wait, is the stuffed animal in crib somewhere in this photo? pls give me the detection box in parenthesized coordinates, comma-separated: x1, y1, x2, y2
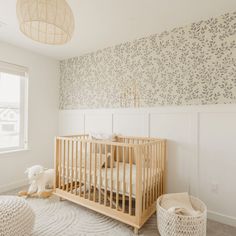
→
(18, 165, 54, 198)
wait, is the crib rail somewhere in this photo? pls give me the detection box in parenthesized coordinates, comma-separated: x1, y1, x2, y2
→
(54, 135, 166, 230)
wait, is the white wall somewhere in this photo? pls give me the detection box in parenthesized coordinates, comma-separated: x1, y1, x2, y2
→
(0, 42, 59, 192)
(59, 104, 236, 227)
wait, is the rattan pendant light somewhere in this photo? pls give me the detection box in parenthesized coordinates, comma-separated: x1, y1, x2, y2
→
(16, 0, 75, 45)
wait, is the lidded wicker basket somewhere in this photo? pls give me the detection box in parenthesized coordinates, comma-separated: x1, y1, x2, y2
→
(157, 195, 207, 236)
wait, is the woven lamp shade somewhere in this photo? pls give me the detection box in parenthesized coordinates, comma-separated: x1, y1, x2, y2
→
(16, 0, 75, 45)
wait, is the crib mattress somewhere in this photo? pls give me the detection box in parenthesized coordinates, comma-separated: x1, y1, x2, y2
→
(60, 162, 161, 197)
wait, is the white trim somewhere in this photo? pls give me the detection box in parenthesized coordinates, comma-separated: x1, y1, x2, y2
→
(0, 68, 28, 153)
(0, 178, 28, 194)
(22, 73, 29, 149)
(0, 147, 29, 156)
(208, 210, 236, 227)
(0, 60, 28, 77)
(59, 104, 236, 114)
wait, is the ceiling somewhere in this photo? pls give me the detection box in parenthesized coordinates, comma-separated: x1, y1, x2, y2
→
(0, 0, 235, 60)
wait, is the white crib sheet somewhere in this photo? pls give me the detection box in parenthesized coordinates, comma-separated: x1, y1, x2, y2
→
(60, 162, 162, 198)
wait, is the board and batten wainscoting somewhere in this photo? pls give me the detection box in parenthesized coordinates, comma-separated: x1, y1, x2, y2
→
(59, 104, 236, 227)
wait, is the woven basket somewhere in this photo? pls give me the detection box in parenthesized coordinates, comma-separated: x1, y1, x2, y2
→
(157, 195, 207, 236)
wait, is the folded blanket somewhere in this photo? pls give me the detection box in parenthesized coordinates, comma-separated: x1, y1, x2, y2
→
(161, 192, 201, 216)
(89, 133, 117, 142)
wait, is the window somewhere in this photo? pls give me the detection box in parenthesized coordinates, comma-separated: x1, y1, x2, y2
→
(0, 61, 28, 152)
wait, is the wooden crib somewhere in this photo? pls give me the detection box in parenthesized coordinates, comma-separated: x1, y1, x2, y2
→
(54, 134, 166, 233)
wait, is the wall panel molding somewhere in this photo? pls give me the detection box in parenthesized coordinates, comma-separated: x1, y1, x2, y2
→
(59, 104, 236, 226)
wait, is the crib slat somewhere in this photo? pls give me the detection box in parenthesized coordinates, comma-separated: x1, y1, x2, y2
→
(110, 145, 114, 208)
(150, 145, 154, 205)
(94, 143, 97, 202)
(157, 143, 159, 199)
(163, 141, 166, 194)
(146, 145, 149, 208)
(63, 140, 66, 190)
(160, 142, 163, 195)
(164, 141, 167, 193)
(155, 143, 158, 200)
(148, 145, 151, 205)
(157, 143, 160, 198)
(84, 142, 87, 198)
(104, 145, 108, 206)
(89, 142, 92, 200)
(122, 146, 126, 213)
(149, 145, 152, 206)
(99, 144, 102, 204)
(58, 139, 61, 189)
(135, 146, 142, 221)
(148, 144, 150, 205)
(158, 142, 161, 197)
(155, 144, 157, 199)
(71, 141, 74, 193)
(79, 142, 82, 197)
(149, 144, 151, 206)
(143, 139, 146, 204)
(153, 144, 156, 200)
(143, 145, 146, 211)
(75, 140, 78, 195)
(151, 144, 154, 201)
(116, 146, 119, 210)
(129, 147, 132, 215)
(162, 141, 166, 194)
(151, 145, 154, 203)
(66, 140, 70, 192)
(54, 138, 59, 189)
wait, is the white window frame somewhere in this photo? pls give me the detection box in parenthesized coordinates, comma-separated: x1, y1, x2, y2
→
(0, 61, 28, 153)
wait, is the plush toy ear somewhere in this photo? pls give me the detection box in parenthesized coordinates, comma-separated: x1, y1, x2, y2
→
(24, 168, 29, 174)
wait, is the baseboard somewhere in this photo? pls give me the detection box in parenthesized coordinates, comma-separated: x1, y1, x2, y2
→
(208, 210, 236, 227)
(0, 179, 28, 194)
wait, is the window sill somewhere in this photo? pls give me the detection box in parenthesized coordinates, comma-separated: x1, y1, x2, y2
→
(0, 147, 29, 155)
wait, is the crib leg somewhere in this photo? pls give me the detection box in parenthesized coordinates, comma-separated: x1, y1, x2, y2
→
(134, 227, 139, 235)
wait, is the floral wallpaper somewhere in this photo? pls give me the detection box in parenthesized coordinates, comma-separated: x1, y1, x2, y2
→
(60, 12, 236, 109)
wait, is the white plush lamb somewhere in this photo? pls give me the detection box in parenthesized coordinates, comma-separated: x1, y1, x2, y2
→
(19, 165, 54, 198)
